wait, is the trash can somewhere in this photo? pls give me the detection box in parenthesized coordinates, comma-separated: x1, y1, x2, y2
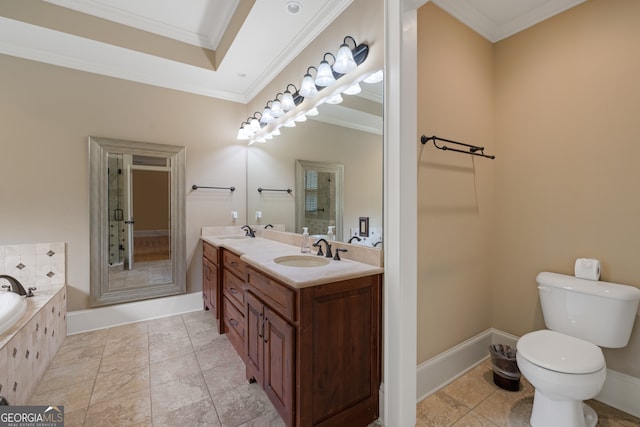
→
(488, 344, 520, 391)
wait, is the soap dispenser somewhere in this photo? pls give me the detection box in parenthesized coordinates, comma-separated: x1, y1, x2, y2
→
(327, 226, 335, 241)
(301, 227, 311, 253)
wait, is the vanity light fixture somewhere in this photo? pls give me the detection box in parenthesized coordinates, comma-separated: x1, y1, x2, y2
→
(248, 112, 262, 132)
(271, 94, 284, 118)
(237, 34, 371, 143)
(236, 122, 250, 140)
(363, 69, 383, 84)
(300, 66, 319, 97)
(333, 36, 358, 74)
(315, 53, 337, 87)
(343, 82, 362, 95)
(326, 93, 343, 105)
(281, 84, 302, 111)
(260, 101, 275, 124)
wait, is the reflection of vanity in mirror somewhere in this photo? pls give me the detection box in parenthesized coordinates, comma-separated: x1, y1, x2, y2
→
(247, 75, 383, 246)
(89, 137, 186, 306)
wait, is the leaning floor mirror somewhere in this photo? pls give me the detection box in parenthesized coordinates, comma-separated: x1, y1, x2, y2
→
(89, 136, 186, 307)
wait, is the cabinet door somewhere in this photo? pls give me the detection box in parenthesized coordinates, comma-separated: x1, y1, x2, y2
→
(244, 292, 264, 384)
(202, 257, 218, 316)
(202, 258, 211, 310)
(263, 306, 295, 426)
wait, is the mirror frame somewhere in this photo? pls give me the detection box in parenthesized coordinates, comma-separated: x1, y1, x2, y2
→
(295, 160, 344, 240)
(89, 136, 186, 307)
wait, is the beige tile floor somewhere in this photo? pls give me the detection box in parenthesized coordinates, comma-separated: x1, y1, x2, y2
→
(29, 310, 639, 426)
(416, 358, 640, 426)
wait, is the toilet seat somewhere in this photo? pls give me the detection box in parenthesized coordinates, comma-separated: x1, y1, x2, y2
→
(517, 330, 604, 374)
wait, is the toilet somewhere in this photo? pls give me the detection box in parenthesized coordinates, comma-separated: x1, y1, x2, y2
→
(516, 272, 640, 427)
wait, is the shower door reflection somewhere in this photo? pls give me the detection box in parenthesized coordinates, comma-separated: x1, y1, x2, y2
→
(90, 137, 185, 307)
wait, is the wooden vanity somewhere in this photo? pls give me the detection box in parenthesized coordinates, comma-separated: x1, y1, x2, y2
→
(202, 236, 382, 427)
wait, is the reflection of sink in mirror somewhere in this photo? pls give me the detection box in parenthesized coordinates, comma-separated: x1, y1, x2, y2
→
(274, 255, 331, 268)
(217, 235, 250, 240)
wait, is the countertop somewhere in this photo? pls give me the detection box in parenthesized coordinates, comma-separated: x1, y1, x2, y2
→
(202, 235, 383, 289)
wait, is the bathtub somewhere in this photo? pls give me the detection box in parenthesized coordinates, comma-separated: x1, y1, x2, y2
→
(0, 291, 27, 336)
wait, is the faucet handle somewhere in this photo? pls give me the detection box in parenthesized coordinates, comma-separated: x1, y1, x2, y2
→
(333, 248, 347, 261)
(313, 242, 324, 256)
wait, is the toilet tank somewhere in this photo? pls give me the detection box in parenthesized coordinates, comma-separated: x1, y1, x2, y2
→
(536, 272, 640, 348)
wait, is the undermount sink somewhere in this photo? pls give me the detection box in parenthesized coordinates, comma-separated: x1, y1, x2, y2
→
(217, 235, 249, 240)
(273, 255, 330, 268)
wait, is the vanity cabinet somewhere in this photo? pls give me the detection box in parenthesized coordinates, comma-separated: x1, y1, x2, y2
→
(245, 266, 382, 427)
(245, 281, 296, 426)
(202, 242, 219, 324)
(221, 249, 247, 359)
(202, 239, 382, 427)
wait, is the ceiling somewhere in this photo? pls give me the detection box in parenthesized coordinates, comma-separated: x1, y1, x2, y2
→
(0, 0, 586, 105)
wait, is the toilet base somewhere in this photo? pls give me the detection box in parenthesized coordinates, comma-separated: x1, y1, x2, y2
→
(530, 390, 598, 427)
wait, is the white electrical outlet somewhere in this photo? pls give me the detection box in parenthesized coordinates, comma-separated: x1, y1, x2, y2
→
(231, 211, 238, 221)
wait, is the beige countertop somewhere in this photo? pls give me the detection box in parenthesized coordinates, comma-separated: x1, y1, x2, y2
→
(202, 234, 383, 289)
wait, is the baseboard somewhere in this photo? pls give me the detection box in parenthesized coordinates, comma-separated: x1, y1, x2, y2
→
(415, 328, 640, 419)
(67, 292, 202, 335)
(596, 369, 640, 418)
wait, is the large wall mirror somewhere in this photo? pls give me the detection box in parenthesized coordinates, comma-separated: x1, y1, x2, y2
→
(89, 137, 186, 307)
(247, 77, 383, 246)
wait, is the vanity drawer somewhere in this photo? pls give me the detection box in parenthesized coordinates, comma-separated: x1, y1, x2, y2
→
(203, 242, 218, 264)
(247, 267, 296, 322)
(223, 296, 245, 358)
(223, 250, 245, 279)
(223, 269, 245, 312)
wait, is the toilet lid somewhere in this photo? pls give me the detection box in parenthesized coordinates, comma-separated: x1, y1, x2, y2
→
(517, 330, 605, 374)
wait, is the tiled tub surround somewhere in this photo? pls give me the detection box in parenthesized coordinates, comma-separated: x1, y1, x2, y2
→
(0, 242, 67, 405)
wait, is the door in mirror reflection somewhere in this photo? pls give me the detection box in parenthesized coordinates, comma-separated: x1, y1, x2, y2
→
(296, 160, 344, 241)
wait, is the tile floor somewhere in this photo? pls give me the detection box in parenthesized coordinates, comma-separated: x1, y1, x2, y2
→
(416, 358, 640, 426)
(28, 310, 639, 426)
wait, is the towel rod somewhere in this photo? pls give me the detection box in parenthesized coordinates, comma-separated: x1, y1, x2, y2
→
(420, 135, 495, 159)
(258, 187, 292, 193)
(192, 185, 236, 191)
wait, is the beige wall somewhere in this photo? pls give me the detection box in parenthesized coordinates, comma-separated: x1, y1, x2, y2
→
(0, 55, 248, 311)
(417, 3, 495, 363)
(492, 0, 640, 377)
(418, 0, 640, 377)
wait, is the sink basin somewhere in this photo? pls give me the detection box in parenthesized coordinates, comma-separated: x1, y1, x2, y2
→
(217, 235, 249, 240)
(273, 255, 330, 268)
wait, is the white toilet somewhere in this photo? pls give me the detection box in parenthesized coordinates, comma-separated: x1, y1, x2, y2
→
(516, 272, 640, 427)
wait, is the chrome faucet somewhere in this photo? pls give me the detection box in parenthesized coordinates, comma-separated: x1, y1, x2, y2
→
(0, 275, 35, 297)
(313, 238, 332, 258)
(241, 225, 256, 237)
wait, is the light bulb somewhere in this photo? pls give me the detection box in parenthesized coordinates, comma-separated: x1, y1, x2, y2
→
(271, 100, 283, 117)
(326, 93, 343, 104)
(281, 91, 295, 111)
(343, 82, 361, 95)
(249, 117, 261, 132)
(363, 69, 383, 84)
(333, 43, 357, 74)
(315, 60, 336, 87)
(300, 73, 318, 97)
(261, 107, 274, 123)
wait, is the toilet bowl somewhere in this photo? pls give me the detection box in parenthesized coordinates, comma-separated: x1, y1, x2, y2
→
(517, 272, 640, 427)
(517, 330, 606, 427)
